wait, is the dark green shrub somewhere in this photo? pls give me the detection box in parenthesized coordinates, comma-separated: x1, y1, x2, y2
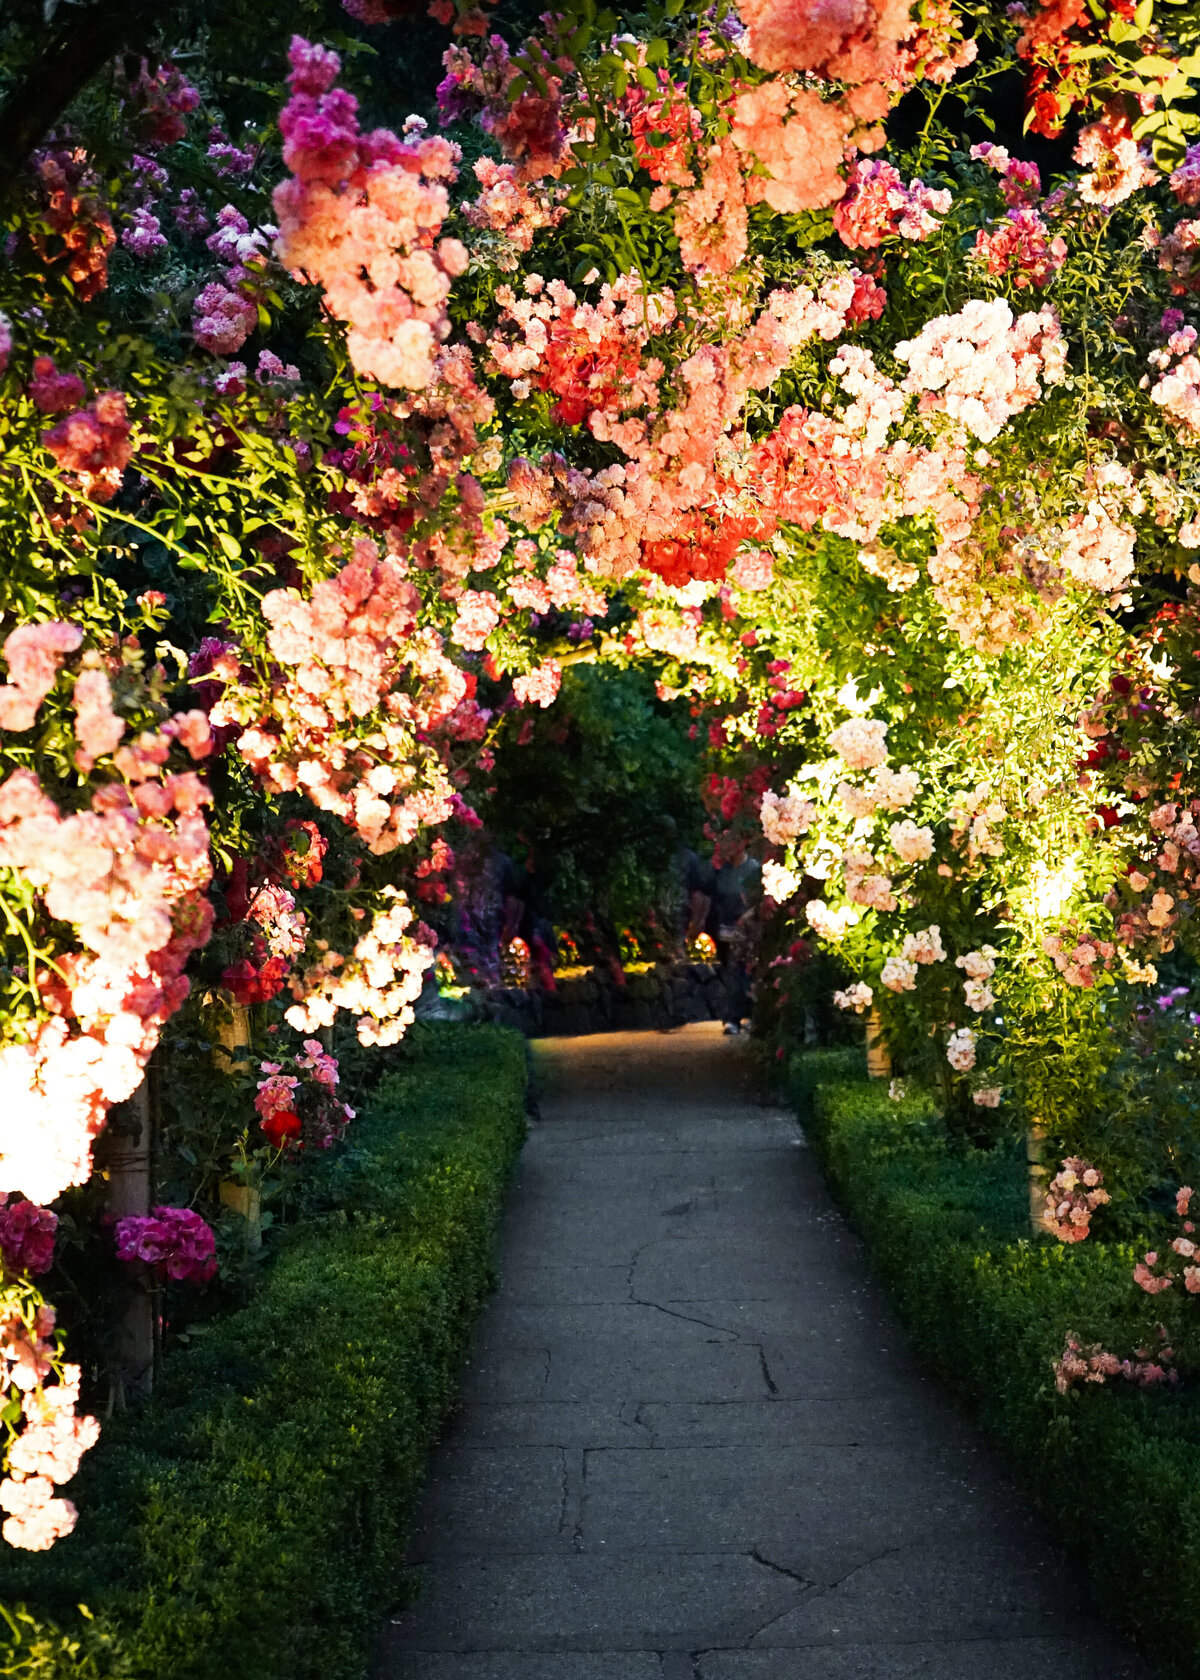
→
(793, 1058, 1200, 1679)
(0, 1025, 528, 1680)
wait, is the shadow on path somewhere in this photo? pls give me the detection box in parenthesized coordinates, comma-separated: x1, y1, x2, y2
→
(376, 1024, 1151, 1680)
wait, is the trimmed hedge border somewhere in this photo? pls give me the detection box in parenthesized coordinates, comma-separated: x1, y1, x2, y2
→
(0, 1023, 529, 1680)
(792, 1049, 1200, 1680)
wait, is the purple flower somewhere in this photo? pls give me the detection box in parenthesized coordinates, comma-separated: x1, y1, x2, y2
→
(114, 1206, 217, 1284)
(121, 208, 168, 258)
(207, 137, 256, 180)
(172, 188, 210, 234)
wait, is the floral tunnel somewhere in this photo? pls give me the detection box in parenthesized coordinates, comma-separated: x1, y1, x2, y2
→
(1, 0, 1200, 1556)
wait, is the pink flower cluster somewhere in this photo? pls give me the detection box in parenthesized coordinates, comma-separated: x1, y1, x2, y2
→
(1073, 118, 1155, 208)
(833, 159, 951, 250)
(844, 849, 898, 911)
(29, 357, 86, 415)
(973, 206, 1066, 288)
(192, 206, 275, 355)
(889, 818, 934, 863)
(0, 1200, 57, 1277)
(126, 59, 199, 148)
(730, 85, 854, 219)
(452, 589, 502, 651)
(41, 391, 133, 503)
(121, 207, 168, 259)
(760, 789, 814, 845)
(221, 539, 462, 855)
(749, 341, 982, 580)
(487, 271, 672, 429)
(888, 0, 976, 88)
(1131, 1187, 1200, 1297)
(193, 278, 258, 356)
(512, 660, 562, 708)
(732, 0, 912, 82)
(969, 145, 1042, 207)
(1043, 1156, 1110, 1242)
(0, 621, 82, 733)
(273, 37, 467, 389)
(501, 271, 898, 588)
(828, 716, 889, 769)
(114, 1206, 217, 1283)
(1110, 799, 1200, 956)
(946, 1026, 976, 1070)
(1053, 1331, 1177, 1395)
(0, 709, 214, 1205)
(1170, 145, 1200, 207)
(947, 785, 1007, 861)
(1042, 927, 1114, 989)
(254, 1039, 353, 1149)
(833, 980, 874, 1012)
(464, 157, 566, 255)
(247, 882, 308, 959)
(285, 890, 436, 1046)
(1157, 217, 1200, 297)
(880, 955, 916, 991)
(1149, 325, 1200, 432)
(901, 926, 946, 964)
(894, 298, 1067, 443)
(1, 1302, 99, 1551)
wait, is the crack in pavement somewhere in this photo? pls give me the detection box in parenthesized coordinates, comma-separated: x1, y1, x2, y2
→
(625, 1233, 677, 1302)
(749, 1546, 816, 1590)
(629, 1298, 740, 1341)
(757, 1345, 779, 1395)
(742, 1547, 819, 1646)
(556, 1446, 569, 1537)
(572, 1448, 588, 1552)
(743, 1543, 911, 1648)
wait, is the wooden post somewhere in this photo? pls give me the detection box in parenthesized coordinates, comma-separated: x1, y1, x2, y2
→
(213, 998, 261, 1250)
(211, 994, 252, 1072)
(1028, 1120, 1051, 1237)
(103, 1075, 155, 1402)
(865, 1006, 892, 1080)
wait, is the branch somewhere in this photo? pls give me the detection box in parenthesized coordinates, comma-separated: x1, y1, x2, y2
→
(0, 0, 174, 198)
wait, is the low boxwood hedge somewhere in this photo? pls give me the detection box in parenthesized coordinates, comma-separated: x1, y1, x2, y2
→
(792, 1049, 1200, 1680)
(0, 1023, 528, 1680)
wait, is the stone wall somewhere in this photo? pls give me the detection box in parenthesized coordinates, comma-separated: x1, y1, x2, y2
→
(470, 961, 734, 1037)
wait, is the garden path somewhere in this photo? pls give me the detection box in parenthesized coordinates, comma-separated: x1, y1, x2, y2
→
(376, 1023, 1150, 1680)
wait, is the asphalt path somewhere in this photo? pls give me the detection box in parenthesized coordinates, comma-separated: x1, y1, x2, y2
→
(377, 1023, 1150, 1680)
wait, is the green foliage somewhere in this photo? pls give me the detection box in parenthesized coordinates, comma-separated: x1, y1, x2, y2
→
(793, 1055, 1200, 1678)
(484, 662, 704, 928)
(0, 1024, 528, 1680)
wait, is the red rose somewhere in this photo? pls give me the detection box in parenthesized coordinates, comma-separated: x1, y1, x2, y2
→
(261, 1109, 302, 1148)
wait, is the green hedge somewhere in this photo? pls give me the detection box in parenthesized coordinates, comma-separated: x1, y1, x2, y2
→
(0, 1023, 529, 1680)
(792, 1049, 1200, 1680)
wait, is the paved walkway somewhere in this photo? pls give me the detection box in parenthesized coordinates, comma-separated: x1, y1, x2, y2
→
(378, 1025, 1150, 1680)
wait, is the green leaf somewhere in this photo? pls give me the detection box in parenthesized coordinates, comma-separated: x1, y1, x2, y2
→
(217, 532, 242, 561)
(1133, 53, 1181, 74)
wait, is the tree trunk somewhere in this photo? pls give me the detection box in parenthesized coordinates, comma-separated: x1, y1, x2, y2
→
(0, 0, 181, 198)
